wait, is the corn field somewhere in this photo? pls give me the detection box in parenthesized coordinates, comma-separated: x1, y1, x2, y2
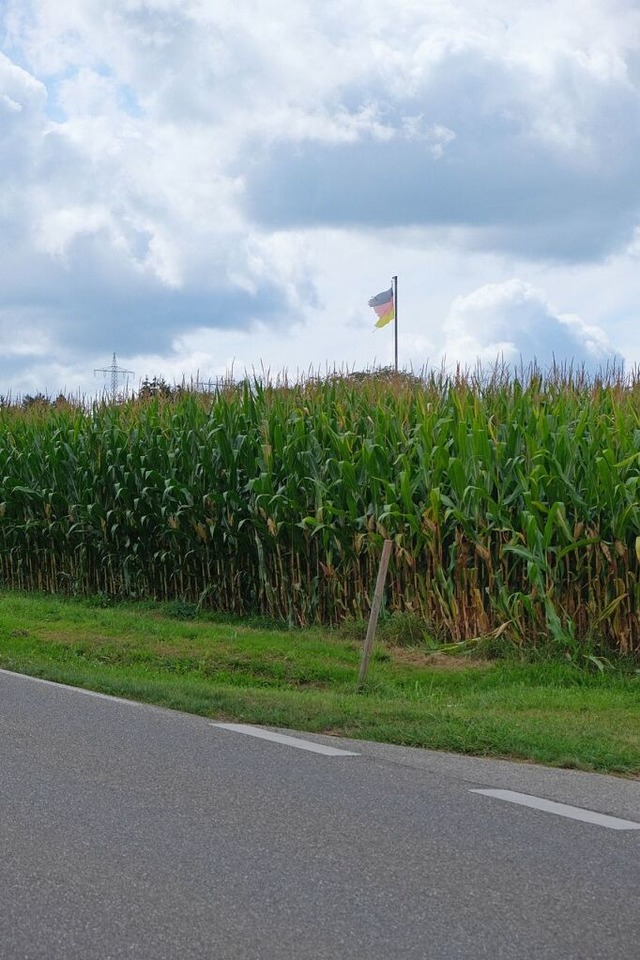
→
(0, 368, 639, 655)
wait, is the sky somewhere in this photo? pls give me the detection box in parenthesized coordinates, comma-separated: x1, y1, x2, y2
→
(1, 0, 639, 399)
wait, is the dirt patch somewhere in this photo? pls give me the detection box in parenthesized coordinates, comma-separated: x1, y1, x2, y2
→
(386, 648, 491, 670)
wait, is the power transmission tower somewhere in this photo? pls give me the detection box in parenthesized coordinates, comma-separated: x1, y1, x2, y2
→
(94, 353, 134, 403)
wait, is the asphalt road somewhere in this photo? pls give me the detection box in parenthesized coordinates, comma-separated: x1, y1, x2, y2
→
(1, 668, 639, 959)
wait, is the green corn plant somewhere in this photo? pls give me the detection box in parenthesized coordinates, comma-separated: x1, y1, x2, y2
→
(0, 366, 638, 655)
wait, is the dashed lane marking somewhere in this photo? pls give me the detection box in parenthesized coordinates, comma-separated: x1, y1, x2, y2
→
(471, 788, 640, 830)
(211, 722, 360, 756)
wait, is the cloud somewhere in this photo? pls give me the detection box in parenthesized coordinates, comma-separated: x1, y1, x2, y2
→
(243, 39, 640, 261)
(0, 0, 639, 395)
(5, 2, 640, 274)
(0, 43, 310, 362)
(440, 279, 621, 372)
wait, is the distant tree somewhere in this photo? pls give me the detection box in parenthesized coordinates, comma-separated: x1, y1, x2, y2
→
(21, 392, 51, 409)
(138, 376, 174, 400)
(338, 367, 423, 387)
(53, 393, 80, 410)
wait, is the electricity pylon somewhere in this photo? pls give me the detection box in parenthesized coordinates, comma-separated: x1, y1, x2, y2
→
(94, 353, 134, 403)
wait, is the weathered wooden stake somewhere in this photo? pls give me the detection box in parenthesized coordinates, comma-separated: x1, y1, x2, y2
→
(357, 538, 393, 689)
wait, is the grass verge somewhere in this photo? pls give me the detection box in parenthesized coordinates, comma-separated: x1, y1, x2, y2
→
(0, 591, 638, 776)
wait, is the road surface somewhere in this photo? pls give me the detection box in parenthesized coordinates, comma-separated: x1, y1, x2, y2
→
(1, 668, 639, 959)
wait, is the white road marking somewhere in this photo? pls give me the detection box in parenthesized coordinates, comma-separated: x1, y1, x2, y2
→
(472, 788, 640, 830)
(212, 722, 360, 756)
(0, 668, 146, 707)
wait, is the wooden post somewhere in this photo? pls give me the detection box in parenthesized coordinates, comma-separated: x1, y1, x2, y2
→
(357, 539, 393, 689)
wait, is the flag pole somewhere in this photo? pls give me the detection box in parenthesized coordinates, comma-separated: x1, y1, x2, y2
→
(392, 275, 398, 372)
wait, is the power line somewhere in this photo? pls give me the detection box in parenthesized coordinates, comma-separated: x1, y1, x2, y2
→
(194, 377, 226, 392)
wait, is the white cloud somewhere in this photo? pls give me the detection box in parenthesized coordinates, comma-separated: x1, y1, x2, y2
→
(441, 279, 620, 372)
(0, 0, 639, 395)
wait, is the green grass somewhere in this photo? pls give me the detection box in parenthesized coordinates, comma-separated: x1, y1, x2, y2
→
(0, 590, 639, 776)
